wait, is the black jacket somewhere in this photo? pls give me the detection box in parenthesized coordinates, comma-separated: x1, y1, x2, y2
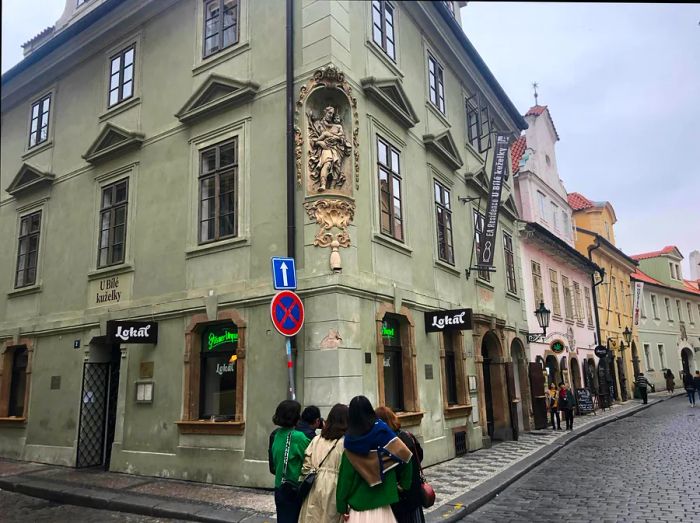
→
(295, 420, 317, 441)
(693, 375, 700, 391)
(683, 373, 695, 389)
(392, 430, 424, 516)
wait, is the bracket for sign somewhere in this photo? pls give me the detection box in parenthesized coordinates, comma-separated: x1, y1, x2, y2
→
(465, 265, 497, 281)
(458, 196, 480, 204)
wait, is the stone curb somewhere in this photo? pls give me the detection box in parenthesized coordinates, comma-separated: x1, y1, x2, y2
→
(0, 474, 273, 523)
(425, 393, 682, 523)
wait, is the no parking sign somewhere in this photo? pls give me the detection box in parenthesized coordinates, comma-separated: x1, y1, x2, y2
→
(270, 290, 304, 337)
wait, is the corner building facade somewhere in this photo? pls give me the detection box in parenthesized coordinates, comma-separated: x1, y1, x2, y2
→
(0, 0, 529, 487)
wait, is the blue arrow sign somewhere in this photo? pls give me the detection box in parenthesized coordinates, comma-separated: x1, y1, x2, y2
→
(271, 257, 297, 290)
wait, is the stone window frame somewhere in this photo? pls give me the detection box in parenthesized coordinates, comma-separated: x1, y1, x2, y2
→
(531, 260, 543, 306)
(377, 134, 404, 242)
(177, 309, 246, 435)
(193, 0, 249, 76)
(0, 338, 34, 425)
(439, 330, 470, 418)
(427, 53, 446, 115)
(202, 0, 241, 59)
(502, 231, 517, 295)
(14, 209, 42, 289)
(107, 45, 136, 109)
(371, 0, 397, 62)
(99, 32, 142, 121)
(434, 179, 454, 265)
(97, 178, 129, 269)
(27, 93, 51, 149)
(375, 303, 422, 427)
(650, 293, 659, 319)
(198, 138, 239, 245)
(549, 268, 562, 319)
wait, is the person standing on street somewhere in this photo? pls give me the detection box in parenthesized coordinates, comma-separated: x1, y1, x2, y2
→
(635, 372, 650, 404)
(558, 382, 576, 430)
(297, 405, 324, 440)
(664, 368, 675, 394)
(299, 403, 348, 523)
(694, 371, 700, 404)
(270, 400, 311, 523)
(547, 383, 561, 430)
(376, 406, 425, 523)
(682, 371, 696, 407)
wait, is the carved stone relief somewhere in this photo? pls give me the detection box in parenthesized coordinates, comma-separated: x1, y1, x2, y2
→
(304, 199, 355, 272)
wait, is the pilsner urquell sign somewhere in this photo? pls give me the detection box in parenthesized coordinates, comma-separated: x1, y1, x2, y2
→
(477, 132, 511, 268)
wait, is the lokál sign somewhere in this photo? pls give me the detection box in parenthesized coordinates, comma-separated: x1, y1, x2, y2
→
(107, 320, 158, 344)
(477, 132, 511, 268)
(424, 308, 473, 333)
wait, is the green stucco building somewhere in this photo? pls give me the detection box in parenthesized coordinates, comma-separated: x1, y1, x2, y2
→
(1, 0, 531, 487)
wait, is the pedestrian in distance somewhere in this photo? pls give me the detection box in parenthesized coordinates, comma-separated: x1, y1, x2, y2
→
(635, 372, 650, 405)
(664, 368, 675, 394)
(297, 405, 324, 440)
(299, 403, 349, 523)
(547, 383, 561, 430)
(558, 382, 576, 430)
(682, 371, 696, 407)
(336, 395, 413, 523)
(270, 400, 311, 523)
(376, 406, 426, 523)
(694, 371, 700, 404)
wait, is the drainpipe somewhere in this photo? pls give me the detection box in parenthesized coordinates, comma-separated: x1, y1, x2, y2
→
(286, 0, 295, 259)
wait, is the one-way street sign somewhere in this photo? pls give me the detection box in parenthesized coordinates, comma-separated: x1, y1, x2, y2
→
(271, 257, 297, 290)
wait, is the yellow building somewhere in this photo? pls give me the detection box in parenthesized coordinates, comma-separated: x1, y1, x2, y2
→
(568, 192, 638, 401)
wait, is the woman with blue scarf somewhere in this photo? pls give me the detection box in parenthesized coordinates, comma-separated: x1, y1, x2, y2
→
(336, 396, 413, 522)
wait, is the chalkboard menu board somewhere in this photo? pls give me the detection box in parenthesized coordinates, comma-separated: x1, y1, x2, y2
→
(576, 388, 594, 413)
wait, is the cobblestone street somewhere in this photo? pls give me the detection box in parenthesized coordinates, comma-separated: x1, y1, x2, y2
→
(462, 396, 699, 522)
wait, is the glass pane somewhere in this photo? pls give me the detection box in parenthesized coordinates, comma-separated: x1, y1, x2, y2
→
(17, 253, 27, 271)
(390, 150, 399, 172)
(378, 140, 387, 165)
(385, 6, 393, 25)
(123, 65, 133, 83)
(373, 25, 382, 45)
(386, 41, 395, 60)
(220, 143, 235, 166)
(20, 219, 29, 236)
(28, 236, 39, 254)
(372, 7, 382, 28)
(124, 48, 134, 66)
(205, 36, 218, 55)
(110, 73, 120, 90)
(429, 59, 435, 73)
(26, 267, 36, 284)
(383, 349, 403, 411)
(111, 56, 121, 74)
(40, 126, 48, 142)
(392, 177, 401, 199)
(223, 27, 235, 48)
(220, 213, 234, 237)
(15, 269, 25, 288)
(30, 213, 41, 231)
(200, 218, 215, 241)
(205, 18, 219, 38)
(200, 176, 215, 200)
(114, 206, 126, 226)
(109, 89, 119, 107)
(98, 248, 108, 267)
(386, 24, 394, 41)
(201, 149, 217, 173)
(116, 181, 128, 202)
(112, 243, 123, 263)
(122, 81, 133, 99)
(435, 184, 441, 202)
(220, 171, 235, 194)
(223, 1, 236, 27)
(113, 224, 125, 245)
(200, 352, 237, 418)
(30, 119, 38, 133)
(32, 104, 40, 118)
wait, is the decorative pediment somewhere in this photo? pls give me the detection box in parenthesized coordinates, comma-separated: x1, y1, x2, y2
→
(6, 163, 55, 196)
(500, 194, 520, 220)
(360, 76, 419, 128)
(423, 130, 463, 170)
(176, 74, 259, 124)
(83, 123, 144, 164)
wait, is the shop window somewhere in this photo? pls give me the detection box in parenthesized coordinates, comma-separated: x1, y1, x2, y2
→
(203, 0, 240, 58)
(376, 311, 419, 417)
(179, 312, 246, 434)
(441, 331, 467, 410)
(1, 344, 32, 420)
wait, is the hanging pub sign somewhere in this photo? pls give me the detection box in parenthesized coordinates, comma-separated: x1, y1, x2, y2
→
(107, 320, 158, 344)
(594, 345, 609, 358)
(424, 308, 473, 333)
(477, 132, 511, 268)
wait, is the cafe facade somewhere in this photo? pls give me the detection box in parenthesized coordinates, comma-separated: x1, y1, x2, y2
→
(1, 0, 530, 487)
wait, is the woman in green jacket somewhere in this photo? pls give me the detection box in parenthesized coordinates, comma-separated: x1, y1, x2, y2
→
(336, 396, 413, 522)
(270, 400, 310, 523)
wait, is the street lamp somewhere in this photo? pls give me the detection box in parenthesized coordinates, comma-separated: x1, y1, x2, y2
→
(623, 326, 632, 346)
(528, 301, 551, 343)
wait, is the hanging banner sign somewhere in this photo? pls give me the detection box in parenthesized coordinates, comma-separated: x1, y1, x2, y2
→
(106, 320, 158, 344)
(477, 132, 511, 267)
(424, 308, 473, 333)
(633, 281, 644, 326)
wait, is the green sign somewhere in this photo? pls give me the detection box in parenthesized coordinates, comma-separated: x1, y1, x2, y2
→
(381, 326, 395, 337)
(205, 327, 238, 352)
(551, 340, 565, 354)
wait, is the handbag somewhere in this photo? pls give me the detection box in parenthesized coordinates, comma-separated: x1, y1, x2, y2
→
(280, 432, 298, 495)
(409, 433, 435, 509)
(298, 439, 339, 501)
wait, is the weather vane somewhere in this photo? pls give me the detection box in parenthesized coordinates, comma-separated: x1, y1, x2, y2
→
(532, 82, 539, 105)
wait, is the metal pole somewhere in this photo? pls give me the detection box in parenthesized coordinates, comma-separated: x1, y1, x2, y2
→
(286, 337, 296, 400)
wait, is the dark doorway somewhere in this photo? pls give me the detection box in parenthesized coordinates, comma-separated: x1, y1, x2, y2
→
(529, 361, 548, 429)
(617, 357, 628, 401)
(608, 353, 618, 401)
(570, 358, 582, 389)
(631, 343, 640, 378)
(681, 348, 692, 376)
(77, 344, 121, 469)
(545, 355, 560, 387)
(482, 344, 494, 439)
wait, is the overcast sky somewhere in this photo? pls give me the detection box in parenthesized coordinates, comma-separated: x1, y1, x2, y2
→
(462, 2, 700, 274)
(2, 2, 699, 273)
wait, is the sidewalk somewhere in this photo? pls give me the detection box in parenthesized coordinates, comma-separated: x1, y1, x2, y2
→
(0, 392, 679, 523)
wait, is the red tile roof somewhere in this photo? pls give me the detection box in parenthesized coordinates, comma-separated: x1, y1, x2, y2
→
(631, 270, 663, 286)
(525, 105, 547, 117)
(567, 192, 595, 211)
(630, 246, 679, 260)
(510, 135, 526, 173)
(683, 279, 700, 294)
(632, 271, 700, 296)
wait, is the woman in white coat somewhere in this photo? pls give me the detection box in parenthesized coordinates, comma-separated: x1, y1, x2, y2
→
(299, 403, 348, 523)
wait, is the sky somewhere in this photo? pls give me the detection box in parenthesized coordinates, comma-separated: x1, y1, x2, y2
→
(462, 2, 700, 275)
(2, 1, 699, 273)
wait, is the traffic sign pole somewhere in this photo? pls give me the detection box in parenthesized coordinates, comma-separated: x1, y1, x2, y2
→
(286, 337, 296, 400)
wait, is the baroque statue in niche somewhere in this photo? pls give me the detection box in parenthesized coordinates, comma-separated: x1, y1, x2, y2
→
(307, 106, 351, 191)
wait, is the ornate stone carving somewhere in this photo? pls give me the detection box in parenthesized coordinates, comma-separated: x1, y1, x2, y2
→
(307, 106, 351, 191)
(304, 198, 355, 272)
(295, 65, 360, 192)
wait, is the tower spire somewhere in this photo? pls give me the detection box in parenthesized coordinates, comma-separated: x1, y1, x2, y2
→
(532, 82, 539, 105)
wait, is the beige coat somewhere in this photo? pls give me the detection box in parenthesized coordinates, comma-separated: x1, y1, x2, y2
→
(299, 435, 344, 523)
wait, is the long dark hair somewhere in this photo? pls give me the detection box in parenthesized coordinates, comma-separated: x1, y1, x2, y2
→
(321, 403, 349, 440)
(347, 395, 376, 436)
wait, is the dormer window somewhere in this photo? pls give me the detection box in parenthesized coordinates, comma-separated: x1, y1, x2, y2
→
(545, 154, 551, 166)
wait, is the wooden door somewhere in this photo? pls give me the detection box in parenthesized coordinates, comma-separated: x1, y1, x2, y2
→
(529, 362, 547, 430)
